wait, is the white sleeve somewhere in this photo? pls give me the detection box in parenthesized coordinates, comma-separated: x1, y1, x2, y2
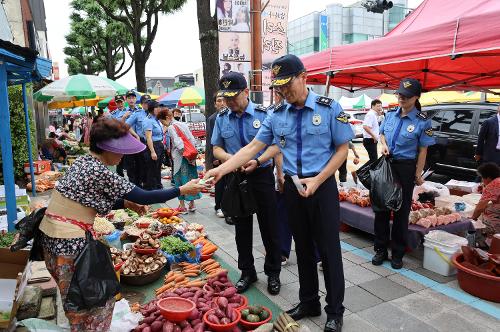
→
(363, 112, 375, 128)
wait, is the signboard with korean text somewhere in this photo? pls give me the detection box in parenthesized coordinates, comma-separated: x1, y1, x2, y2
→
(319, 15, 329, 51)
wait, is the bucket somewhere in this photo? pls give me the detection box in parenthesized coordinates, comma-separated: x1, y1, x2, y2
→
(423, 230, 468, 276)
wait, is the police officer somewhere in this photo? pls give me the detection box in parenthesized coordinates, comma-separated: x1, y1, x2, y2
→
(211, 72, 282, 295)
(373, 78, 435, 269)
(142, 100, 165, 190)
(206, 55, 352, 332)
(109, 94, 128, 176)
(125, 92, 148, 187)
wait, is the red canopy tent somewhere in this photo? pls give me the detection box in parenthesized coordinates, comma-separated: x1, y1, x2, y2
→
(302, 0, 500, 92)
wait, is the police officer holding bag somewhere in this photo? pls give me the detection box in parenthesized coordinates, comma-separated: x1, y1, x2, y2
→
(373, 78, 435, 269)
(211, 72, 282, 295)
(206, 55, 352, 332)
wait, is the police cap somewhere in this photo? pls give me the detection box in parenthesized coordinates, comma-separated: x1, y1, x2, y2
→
(218, 72, 247, 97)
(126, 90, 136, 98)
(140, 94, 151, 104)
(270, 54, 305, 87)
(115, 95, 125, 102)
(147, 100, 159, 110)
(396, 78, 422, 98)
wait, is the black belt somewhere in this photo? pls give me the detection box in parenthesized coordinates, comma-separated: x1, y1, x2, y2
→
(391, 158, 416, 165)
(284, 173, 318, 180)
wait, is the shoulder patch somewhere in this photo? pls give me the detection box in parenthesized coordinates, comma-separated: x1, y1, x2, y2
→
(336, 111, 349, 124)
(425, 128, 433, 137)
(254, 104, 267, 113)
(417, 112, 428, 120)
(316, 96, 334, 107)
(273, 100, 286, 113)
(388, 107, 398, 112)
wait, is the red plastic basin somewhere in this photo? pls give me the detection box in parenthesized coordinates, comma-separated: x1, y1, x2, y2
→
(238, 306, 273, 330)
(203, 308, 241, 331)
(452, 253, 500, 303)
(157, 297, 196, 322)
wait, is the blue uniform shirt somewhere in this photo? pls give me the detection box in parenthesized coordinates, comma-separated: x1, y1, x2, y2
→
(109, 108, 127, 121)
(211, 100, 271, 167)
(142, 115, 164, 142)
(380, 107, 436, 160)
(126, 107, 147, 139)
(255, 90, 354, 177)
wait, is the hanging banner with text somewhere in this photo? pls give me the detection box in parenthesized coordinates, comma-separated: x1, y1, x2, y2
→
(217, 0, 252, 84)
(319, 15, 329, 51)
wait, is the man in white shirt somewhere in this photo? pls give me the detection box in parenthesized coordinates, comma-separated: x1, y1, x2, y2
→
(362, 99, 383, 163)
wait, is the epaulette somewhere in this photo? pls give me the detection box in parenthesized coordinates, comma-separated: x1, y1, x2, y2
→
(417, 112, 428, 120)
(217, 107, 229, 116)
(254, 105, 267, 113)
(388, 107, 398, 112)
(273, 100, 286, 112)
(316, 96, 334, 107)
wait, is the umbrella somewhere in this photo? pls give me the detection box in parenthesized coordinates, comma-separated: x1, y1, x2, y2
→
(48, 98, 100, 110)
(158, 87, 205, 107)
(70, 107, 90, 116)
(34, 74, 128, 102)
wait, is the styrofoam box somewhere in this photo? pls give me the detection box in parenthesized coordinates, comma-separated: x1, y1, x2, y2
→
(423, 230, 468, 276)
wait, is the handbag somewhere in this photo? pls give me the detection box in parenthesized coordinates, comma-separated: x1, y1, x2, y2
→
(173, 125, 198, 161)
(221, 172, 258, 219)
(65, 231, 120, 312)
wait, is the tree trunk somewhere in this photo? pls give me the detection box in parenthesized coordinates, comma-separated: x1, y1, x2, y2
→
(134, 51, 147, 91)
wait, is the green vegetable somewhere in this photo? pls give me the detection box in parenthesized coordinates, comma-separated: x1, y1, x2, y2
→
(0, 231, 17, 248)
(125, 208, 139, 219)
(240, 308, 250, 318)
(245, 314, 261, 323)
(159, 236, 194, 255)
(259, 309, 270, 321)
(249, 306, 263, 315)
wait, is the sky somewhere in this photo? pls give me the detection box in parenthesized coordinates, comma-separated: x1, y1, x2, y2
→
(44, 0, 422, 89)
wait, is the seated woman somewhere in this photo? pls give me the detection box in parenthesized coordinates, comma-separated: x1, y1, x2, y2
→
(38, 118, 205, 331)
(472, 162, 500, 245)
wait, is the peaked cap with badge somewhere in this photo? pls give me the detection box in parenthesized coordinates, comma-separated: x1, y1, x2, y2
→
(270, 54, 305, 87)
(218, 72, 247, 97)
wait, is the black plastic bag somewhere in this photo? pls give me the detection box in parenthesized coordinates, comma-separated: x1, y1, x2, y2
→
(221, 172, 258, 219)
(356, 160, 375, 189)
(10, 207, 47, 261)
(369, 156, 402, 212)
(65, 231, 120, 312)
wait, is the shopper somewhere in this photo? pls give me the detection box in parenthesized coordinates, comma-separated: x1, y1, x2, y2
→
(205, 55, 353, 331)
(338, 141, 360, 186)
(211, 72, 282, 295)
(38, 118, 204, 332)
(373, 78, 435, 269)
(474, 103, 500, 166)
(169, 109, 201, 213)
(472, 162, 500, 241)
(124, 91, 147, 186)
(142, 100, 165, 190)
(362, 99, 383, 163)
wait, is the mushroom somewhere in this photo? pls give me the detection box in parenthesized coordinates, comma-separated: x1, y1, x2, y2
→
(130, 265, 137, 273)
(115, 257, 123, 264)
(159, 256, 167, 264)
(152, 263, 160, 271)
(123, 267, 130, 275)
(143, 266, 151, 274)
(145, 257, 153, 264)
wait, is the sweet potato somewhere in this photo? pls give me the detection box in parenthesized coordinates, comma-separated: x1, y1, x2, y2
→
(191, 319, 201, 326)
(179, 321, 190, 328)
(220, 318, 231, 325)
(228, 294, 241, 303)
(193, 323, 204, 332)
(182, 327, 194, 332)
(214, 308, 225, 319)
(141, 316, 156, 325)
(163, 322, 174, 332)
(151, 321, 163, 332)
(188, 308, 199, 320)
(135, 323, 148, 332)
(222, 287, 237, 298)
(228, 309, 238, 322)
(173, 325, 181, 332)
(143, 327, 152, 332)
(180, 292, 194, 298)
(207, 314, 220, 324)
(217, 296, 228, 309)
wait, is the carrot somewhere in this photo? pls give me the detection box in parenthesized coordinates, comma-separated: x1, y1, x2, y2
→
(174, 275, 185, 282)
(193, 237, 206, 245)
(166, 271, 175, 278)
(182, 268, 200, 274)
(201, 258, 215, 266)
(187, 280, 205, 287)
(202, 245, 218, 255)
(184, 272, 199, 277)
(203, 262, 220, 272)
(164, 275, 176, 284)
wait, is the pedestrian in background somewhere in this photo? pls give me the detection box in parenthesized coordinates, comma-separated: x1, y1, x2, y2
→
(373, 78, 435, 269)
(109, 95, 129, 176)
(123, 91, 146, 186)
(143, 100, 165, 190)
(127, 94, 151, 187)
(474, 103, 500, 166)
(362, 99, 383, 163)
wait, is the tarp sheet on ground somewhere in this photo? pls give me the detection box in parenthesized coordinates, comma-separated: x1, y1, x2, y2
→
(301, 0, 500, 92)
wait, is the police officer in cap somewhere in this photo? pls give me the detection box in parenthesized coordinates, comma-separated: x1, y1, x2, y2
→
(373, 78, 435, 269)
(206, 55, 352, 331)
(126, 92, 149, 187)
(110, 94, 128, 176)
(211, 72, 282, 295)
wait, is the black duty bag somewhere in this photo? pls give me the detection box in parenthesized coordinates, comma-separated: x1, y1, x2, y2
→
(10, 207, 47, 261)
(369, 156, 403, 212)
(65, 231, 120, 312)
(221, 172, 258, 219)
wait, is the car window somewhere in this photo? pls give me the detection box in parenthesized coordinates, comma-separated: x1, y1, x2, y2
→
(189, 113, 206, 122)
(429, 109, 444, 132)
(353, 113, 366, 121)
(477, 109, 497, 134)
(439, 109, 473, 135)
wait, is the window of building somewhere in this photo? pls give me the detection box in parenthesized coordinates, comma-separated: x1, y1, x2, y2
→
(343, 33, 369, 44)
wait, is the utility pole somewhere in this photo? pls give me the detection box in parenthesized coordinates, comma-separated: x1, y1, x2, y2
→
(251, 0, 262, 104)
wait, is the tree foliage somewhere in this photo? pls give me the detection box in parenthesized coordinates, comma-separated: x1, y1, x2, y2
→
(95, 0, 187, 91)
(173, 81, 189, 90)
(64, 0, 134, 80)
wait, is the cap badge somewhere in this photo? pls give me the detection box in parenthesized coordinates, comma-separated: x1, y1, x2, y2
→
(253, 119, 261, 129)
(272, 65, 281, 76)
(407, 124, 415, 133)
(403, 81, 412, 88)
(279, 135, 286, 148)
(222, 80, 231, 89)
(425, 128, 433, 136)
(312, 114, 321, 126)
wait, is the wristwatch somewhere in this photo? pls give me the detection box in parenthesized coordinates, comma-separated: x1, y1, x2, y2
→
(254, 158, 261, 167)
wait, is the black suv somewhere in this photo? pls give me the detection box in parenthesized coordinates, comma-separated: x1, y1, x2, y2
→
(423, 102, 498, 183)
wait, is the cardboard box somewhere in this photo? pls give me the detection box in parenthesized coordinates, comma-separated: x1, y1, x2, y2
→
(0, 248, 31, 329)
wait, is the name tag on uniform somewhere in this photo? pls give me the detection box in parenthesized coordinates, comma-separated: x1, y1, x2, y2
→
(253, 119, 261, 129)
(312, 114, 321, 126)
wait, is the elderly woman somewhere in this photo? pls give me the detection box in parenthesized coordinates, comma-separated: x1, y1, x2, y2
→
(169, 108, 201, 213)
(38, 118, 204, 331)
(472, 162, 500, 243)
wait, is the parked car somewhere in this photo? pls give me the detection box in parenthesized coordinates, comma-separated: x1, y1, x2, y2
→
(180, 110, 206, 139)
(344, 110, 368, 139)
(423, 102, 498, 183)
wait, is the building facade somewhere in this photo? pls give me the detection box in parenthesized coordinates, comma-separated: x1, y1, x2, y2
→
(287, 1, 411, 100)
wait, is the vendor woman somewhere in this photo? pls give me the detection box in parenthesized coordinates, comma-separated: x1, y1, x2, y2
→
(472, 162, 500, 242)
(39, 118, 205, 331)
(372, 78, 435, 269)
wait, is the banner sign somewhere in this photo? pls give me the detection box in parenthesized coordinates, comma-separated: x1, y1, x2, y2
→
(319, 15, 328, 51)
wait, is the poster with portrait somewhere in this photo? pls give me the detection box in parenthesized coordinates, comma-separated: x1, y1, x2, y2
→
(261, 0, 290, 104)
(216, 0, 251, 32)
(219, 32, 251, 62)
(220, 61, 251, 83)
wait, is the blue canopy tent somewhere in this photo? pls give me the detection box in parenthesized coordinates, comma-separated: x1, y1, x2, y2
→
(0, 39, 52, 231)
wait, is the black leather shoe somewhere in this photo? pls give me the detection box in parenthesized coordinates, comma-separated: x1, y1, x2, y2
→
(235, 274, 257, 293)
(371, 250, 388, 266)
(391, 256, 403, 269)
(225, 217, 234, 225)
(324, 317, 343, 332)
(286, 303, 321, 321)
(267, 276, 281, 295)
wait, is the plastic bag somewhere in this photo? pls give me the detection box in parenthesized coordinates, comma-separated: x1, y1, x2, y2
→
(10, 207, 47, 261)
(369, 156, 402, 212)
(356, 160, 375, 189)
(65, 231, 120, 312)
(110, 299, 142, 332)
(221, 172, 257, 218)
(160, 233, 201, 264)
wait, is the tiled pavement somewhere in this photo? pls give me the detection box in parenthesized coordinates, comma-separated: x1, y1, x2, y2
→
(165, 187, 500, 332)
